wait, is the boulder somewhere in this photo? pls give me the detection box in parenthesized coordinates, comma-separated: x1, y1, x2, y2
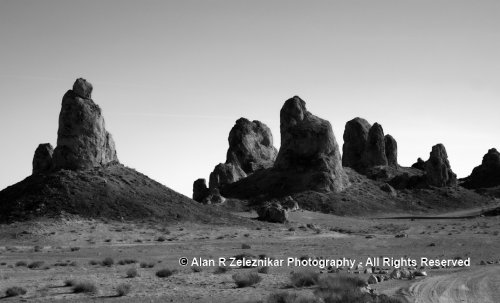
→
(281, 196, 299, 211)
(380, 183, 397, 197)
(193, 178, 209, 202)
(32, 143, 54, 175)
(342, 117, 371, 171)
(400, 269, 412, 279)
(411, 158, 426, 170)
(390, 269, 401, 279)
(53, 78, 118, 170)
(367, 275, 378, 284)
(203, 188, 226, 204)
(256, 202, 288, 223)
(209, 163, 246, 189)
(462, 148, 500, 189)
(362, 123, 388, 169)
(425, 144, 457, 187)
(226, 118, 278, 174)
(274, 96, 349, 192)
(384, 134, 398, 167)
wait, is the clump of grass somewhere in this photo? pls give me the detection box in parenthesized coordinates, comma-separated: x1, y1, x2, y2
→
(116, 283, 131, 296)
(28, 261, 45, 269)
(15, 261, 27, 267)
(232, 272, 262, 288)
(5, 286, 27, 297)
(257, 266, 269, 274)
(156, 236, 166, 242)
(72, 281, 98, 294)
(156, 268, 177, 278)
(214, 266, 231, 274)
(101, 257, 114, 267)
(290, 271, 320, 287)
(118, 259, 137, 265)
(241, 243, 251, 249)
(70, 247, 80, 252)
(140, 261, 155, 268)
(126, 268, 139, 278)
(192, 266, 203, 273)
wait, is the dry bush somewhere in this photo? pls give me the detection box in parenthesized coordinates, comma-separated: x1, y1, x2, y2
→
(232, 272, 262, 288)
(192, 266, 203, 273)
(140, 261, 155, 268)
(5, 286, 27, 297)
(116, 283, 131, 296)
(118, 259, 138, 265)
(257, 266, 270, 274)
(290, 271, 320, 287)
(214, 266, 231, 274)
(72, 281, 97, 294)
(15, 261, 27, 267)
(156, 268, 177, 278)
(101, 257, 114, 267)
(28, 261, 45, 269)
(242, 243, 251, 249)
(126, 268, 139, 278)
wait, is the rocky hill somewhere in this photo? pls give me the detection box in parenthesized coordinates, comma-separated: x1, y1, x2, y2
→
(0, 78, 239, 224)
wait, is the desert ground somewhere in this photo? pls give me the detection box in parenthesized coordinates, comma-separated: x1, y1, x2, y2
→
(1, 203, 499, 303)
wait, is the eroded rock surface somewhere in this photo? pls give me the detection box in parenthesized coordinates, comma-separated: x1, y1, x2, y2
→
(32, 143, 54, 175)
(425, 144, 457, 187)
(462, 148, 500, 189)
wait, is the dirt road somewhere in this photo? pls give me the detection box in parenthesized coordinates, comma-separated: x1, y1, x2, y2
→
(408, 266, 500, 303)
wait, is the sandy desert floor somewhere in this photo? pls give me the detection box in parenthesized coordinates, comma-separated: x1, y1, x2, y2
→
(0, 205, 499, 302)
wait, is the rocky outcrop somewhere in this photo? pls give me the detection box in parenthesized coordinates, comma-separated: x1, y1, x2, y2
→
(209, 163, 246, 189)
(281, 196, 299, 211)
(362, 123, 388, 169)
(32, 143, 54, 175)
(384, 135, 398, 167)
(425, 144, 457, 187)
(203, 188, 226, 204)
(53, 78, 118, 171)
(193, 178, 209, 202)
(342, 117, 371, 171)
(226, 118, 278, 174)
(256, 202, 288, 223)
(274, 96, 349, 192)
(462, 148, 500, 189)
(411, 158, 426, 170)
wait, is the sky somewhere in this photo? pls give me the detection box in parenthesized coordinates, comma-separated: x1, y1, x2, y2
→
(1, 0, 499, 198)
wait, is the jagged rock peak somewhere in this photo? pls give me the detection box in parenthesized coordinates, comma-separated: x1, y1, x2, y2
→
(425, 143, 457, 187)
(32, 143, 54, 175)
(274, 96, 349, 192)
(226, 117, 277, 174)
(52, 78, 118, 171)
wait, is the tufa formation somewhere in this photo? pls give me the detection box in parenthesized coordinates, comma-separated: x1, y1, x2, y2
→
(462, 148, 500, 189)
(32, 143, 54, 175)
(52, 78, 118, 171)
(342, 118, 398, 173)
(424, 144, 457, 187)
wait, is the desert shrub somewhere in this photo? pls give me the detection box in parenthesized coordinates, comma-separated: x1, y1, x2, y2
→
(156, 236, 166, 242)
(118, 259, 137, 265)
(126, 268, 139, 278)
(192, 266, 203, 273)
(116, 283, 131, 296)
(101, 257, 114, 267)
(72, 281, 97, 294)
(214, 266, 231, 274)
(257, 266, 269, 274)
(15, 261, 27, 267)
(267, 291, 319, 303)
(5, 286, 27, 297)
(290, 271, 320, 287)
(232, 272, 262, 288)
(89, 260, 99, 265)
(64, 279, 77, 287)
(140, 261, 155, 268)
(156, 268, 177, 278)
(28, 261, 45, 269)
(34, 245, 43, 252)
(242, 243, 251, 249)
(69, 261, 78, 267)
(70, 247, 80, 252)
